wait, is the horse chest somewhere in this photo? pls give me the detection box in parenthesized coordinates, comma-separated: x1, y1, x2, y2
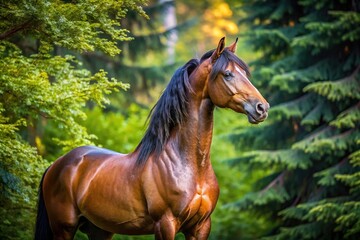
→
(182, 187, 215, 223)
(143, 155, 219, 228)
(169, 174, 217, 220)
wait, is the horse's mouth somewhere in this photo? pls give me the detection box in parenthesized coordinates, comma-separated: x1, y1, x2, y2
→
(246, 111, 267, 124)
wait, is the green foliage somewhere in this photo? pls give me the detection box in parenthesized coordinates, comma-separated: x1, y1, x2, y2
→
(210, 109, 274, 239)
(0, 0, 147, 55)
(234, 149, 312, 170)
(235, 186, 291, 210)
(78, 0, 193, 103)
(0, 0, 147, 239)
(330, 105, 360, 129)
(1, 41, 129, 149)
(230, 0, 360, 239)
(293, 11, 360, 52)
(0, 106, 45, 203)
(81, 105, 148, 154)
(304, 71, 360, 101)
(270, 94, 315, 120)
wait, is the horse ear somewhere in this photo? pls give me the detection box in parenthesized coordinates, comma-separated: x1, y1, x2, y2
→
(211, 37, 225, 63)
(226, 37, 238, 53)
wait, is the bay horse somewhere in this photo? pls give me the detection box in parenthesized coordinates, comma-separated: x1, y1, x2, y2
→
(35, 37, 269, 240)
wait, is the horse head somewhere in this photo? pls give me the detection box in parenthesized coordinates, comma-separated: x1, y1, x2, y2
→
(200, 37, 269, 124)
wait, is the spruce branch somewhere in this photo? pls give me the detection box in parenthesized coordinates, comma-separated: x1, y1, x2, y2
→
(292, 177, 309, 207)
(261, 171, 287, 194)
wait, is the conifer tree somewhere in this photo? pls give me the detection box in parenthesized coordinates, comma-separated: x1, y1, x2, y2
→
(230, 0, 360, 239)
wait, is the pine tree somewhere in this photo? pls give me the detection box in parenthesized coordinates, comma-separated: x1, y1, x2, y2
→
(230, 0, 360, 239)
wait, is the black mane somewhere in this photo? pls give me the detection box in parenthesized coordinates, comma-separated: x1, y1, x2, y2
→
(134, 49, 250, 165)
(135, 58, 199, 165)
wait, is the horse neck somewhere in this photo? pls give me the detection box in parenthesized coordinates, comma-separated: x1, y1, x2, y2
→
(175, 70, 215, 170)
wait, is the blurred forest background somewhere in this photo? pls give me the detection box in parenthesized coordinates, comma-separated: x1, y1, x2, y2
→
(0, 0, 359, 239)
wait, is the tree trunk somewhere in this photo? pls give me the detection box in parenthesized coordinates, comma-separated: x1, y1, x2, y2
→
(159, 0, 177, 64)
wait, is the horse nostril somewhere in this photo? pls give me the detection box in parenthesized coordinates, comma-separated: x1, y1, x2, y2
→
(256, 102, 266, 114)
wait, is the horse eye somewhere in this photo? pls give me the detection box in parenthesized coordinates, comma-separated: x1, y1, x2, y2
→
(223, 71, 233, 80)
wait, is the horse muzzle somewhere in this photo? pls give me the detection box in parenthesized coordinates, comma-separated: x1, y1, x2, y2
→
(244, 101, 269, 124)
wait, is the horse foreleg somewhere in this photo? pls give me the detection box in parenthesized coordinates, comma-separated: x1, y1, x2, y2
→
(183, 217, 211, 240)
(154, 213, 179, 240)
(51, 221, 78, 240)
(47, 205, 79, 240)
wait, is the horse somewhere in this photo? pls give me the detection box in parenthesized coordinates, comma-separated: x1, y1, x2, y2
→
(35, 37, 269, 240)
